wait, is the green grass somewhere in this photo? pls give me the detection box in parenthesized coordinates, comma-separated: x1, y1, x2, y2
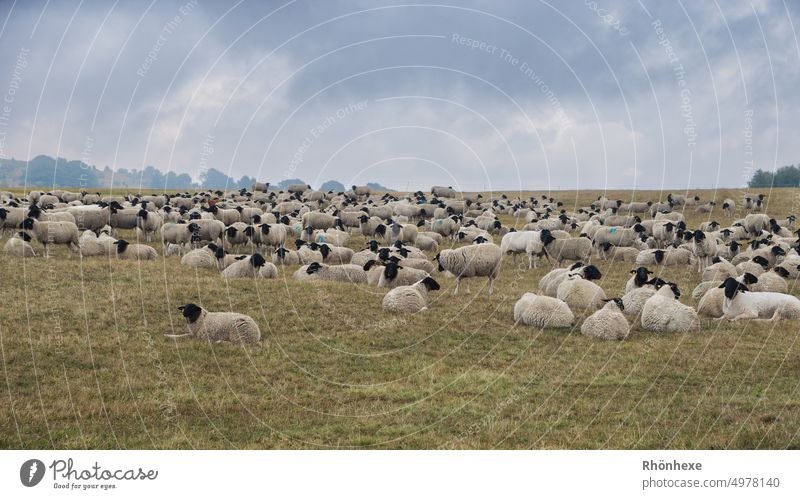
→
(1, 187, 800, 449)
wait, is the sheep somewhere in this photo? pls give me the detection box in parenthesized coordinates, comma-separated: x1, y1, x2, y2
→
(221, 253, 269, 278)
(0, 206, 27, 236)
(3, 231, 36, 257)
(363, 259, 386, 285)
(744, 213, 769, 236)
(415, 234, 439, 253)
(701, 257, 738, 282)
(213, 247, 248, 271)
(435, 242, 502, 294)
(66, 205, 111, 233)
(621, 286, 657, 319)
(295, 241, 324, 264)
(135, 209, 163, 242)
(113, 239, 158, 261)
(20, 217, 79, 258)
(513, 293, 575, 328)
(722, 198, 735, 216)
(295, 261, 367, 283)
(186, 219, 225, 246)
(635, 247, 694, 266)
(252, 181, 270, 192)
(359, 215, 387, 238)
(78, 230, 113, 257)
(640, 283, 700, 333)
(387, 222, 418, 244)
(317, 243, 354, 264)
(735, 256, 770, 277)
(555, 265, 606, 313)
(377, 261, 430, 289)
(245, 223, 288, 251)
(695, 201, 716, 213)
(596, 242, 642, 263)
(166, 303, 260, 344)
(718, 277, 800, 321)
(302, 211, 339, 231)
(382, 276, 441, 313)
(538, 261, 585, 297)
(592, 224, 647, 247)
(692, 230, 718, 271)
(625, 266, 653, 293)
(749, 268, 789, 293)
(501, 230, 544, 268)
(533, 230, 592, 264)
(272, 247, 302, 266)
(652, 221, 680, 247)
(431, 185, 456, 198)
(160, 222, 193, 254)
(315, 228, 350, 247)
(429, 216, 461, 239)
(581, 299, 630, 340)
(180, 244, 219, 268)
(205, 205, 241, 225)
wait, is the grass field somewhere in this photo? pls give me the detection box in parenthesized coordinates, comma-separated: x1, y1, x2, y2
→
(2, 187, 800, 449)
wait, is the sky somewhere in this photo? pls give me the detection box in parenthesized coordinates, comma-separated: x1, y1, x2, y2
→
(0, 0, 797, 191)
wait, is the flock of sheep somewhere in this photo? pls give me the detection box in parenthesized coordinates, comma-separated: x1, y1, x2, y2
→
(1, 184, 798, 344)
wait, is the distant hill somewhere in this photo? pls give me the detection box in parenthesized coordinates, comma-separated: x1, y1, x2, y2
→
(0, 155, 394, 192)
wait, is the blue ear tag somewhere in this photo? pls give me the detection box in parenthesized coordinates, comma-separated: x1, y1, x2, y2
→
(609, 227, 617, 234)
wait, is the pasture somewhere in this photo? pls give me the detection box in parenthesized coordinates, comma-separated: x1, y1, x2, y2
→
(1, 187, 799, 449)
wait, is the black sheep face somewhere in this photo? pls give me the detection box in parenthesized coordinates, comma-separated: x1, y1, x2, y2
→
(774, 267, 790, 278)
(741, 272, 759, 285)
(720, 277, 748, 300)
(422, 277, 441, 291)
(113, 240, 129, 254)
(306, 262, 321, 274)
(179, 304, 203, 324)
(582, 265, 602, 280)
(250, 253, 266, 268)
(752, 255, 770, 269)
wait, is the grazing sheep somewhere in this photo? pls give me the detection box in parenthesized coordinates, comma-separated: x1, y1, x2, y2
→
(294, 261, 367, 283)
(221, 253, 269, 278)
(719, 277, 800, 321)
(596, 242, 642, 263)
(435, 242, 502, 294)
(556, 265, 606, 313)
(382, 276, 441, 313)
(359, 215, 388, 239)
(641, 283, 699, 333)
(167, 303, 260, 343)
(21, 217, 79, 258)
(160, 222, 193, 254)
(513, 293, 575, 328)
(113, 239, 158, 261)
(377, 261, 430, 289)
(3, 231, 36, 257)
(581, 299, 630, 340)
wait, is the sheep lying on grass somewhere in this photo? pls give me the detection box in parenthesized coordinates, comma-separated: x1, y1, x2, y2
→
(293, 262, 368, 283)
(3, 231, 36, 257)
(641, 282, 700, 333)
(513, 293, 574, 328)
(555, 265, 606, 313)
(581, 299, 630, 340)
(166, 303, 261, 344)
(382, 277, 441, 313)
(221, 253, 273, 278)
(718, 277, 800, 321)
(113, 239, 158, 261)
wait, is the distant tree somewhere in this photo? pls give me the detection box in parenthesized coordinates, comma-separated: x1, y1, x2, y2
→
(276, 178, 306, 189)
(366, 182, 392, 192)
(320, 180, 345, 192)
(748, 166, 800, 187)
(237, 175, 256, 190)
(200, 168, 237, 189)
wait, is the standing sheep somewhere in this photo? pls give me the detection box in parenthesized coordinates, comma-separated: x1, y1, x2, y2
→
(435, 242, 502, 294)
(21, 217, 79, 258)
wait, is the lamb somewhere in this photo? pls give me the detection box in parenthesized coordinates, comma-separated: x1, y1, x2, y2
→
(718, 277, 800, 321)
(181, 244, 219, 268)
(640, 283, 700, 333)
(435, 242, 502, 294)
(532, 230, 592, 264)
(382, 276, 441, 313)
(377, 261, 430, 289)
(513, 293, 575, 328)
(293, 261, 368, 283)
(581, 299, 630, 340)
(167, 304, 261, 344)
(3, 231, 36, 257)
(220, 253, 269, 278)
(113, 239, 158, 261)
(21, 217, 79, 258)
(555, 265, 606, 313)
(136, 209, 163, 242)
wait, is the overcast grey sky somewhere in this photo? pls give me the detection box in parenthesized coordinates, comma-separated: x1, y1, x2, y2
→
(0, 0, 797, 191)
